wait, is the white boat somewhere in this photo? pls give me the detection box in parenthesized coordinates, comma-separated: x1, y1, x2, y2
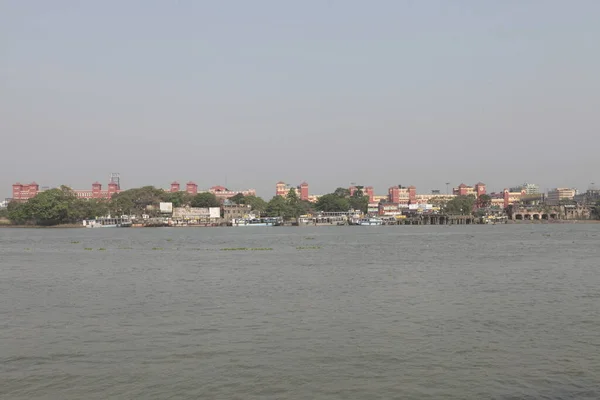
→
(83, 217, 132, 228)
(357, 217, 383, 226)
(231, 217, 281, 227)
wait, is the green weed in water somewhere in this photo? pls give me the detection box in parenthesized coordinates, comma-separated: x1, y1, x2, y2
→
(297, 246, 321, 250)
(71, 241, 80, 244)
(84, 248, 93, 251)
(221, 247, 273, 251)
(152, 247, 163, 250)
(166, 239, 173, 242)
(98, 248, 106, 251)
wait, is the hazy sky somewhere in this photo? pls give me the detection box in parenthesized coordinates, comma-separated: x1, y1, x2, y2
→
(1, 0, 599, 199)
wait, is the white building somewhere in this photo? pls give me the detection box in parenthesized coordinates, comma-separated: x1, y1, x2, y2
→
(546, 188, 576, 205)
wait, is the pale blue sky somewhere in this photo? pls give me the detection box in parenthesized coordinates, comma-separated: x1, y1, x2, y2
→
(1, 0, 599, 198)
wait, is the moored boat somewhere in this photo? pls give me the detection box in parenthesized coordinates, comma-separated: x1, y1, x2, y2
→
(83, 217, 132, 228)
(356, 217, 383, 226)
(231, 217, 282, 227)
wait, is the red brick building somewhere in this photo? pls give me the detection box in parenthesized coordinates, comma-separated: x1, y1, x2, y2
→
(388, 185, 416, 205)
(275, 181, 309, 201)
(12, 181, 121, 201)
(453, 182, 487, 198)
(12, 182, 40, 201)
(186, 182, 198, 195)
(209, 186, 256, 201)
(76, 182, 120, 199)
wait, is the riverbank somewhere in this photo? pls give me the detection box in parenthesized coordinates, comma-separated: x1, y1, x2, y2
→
(0, 223, 84, 229)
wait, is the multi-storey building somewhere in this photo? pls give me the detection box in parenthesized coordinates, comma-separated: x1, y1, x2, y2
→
(546, 188, 576, 205)
(209, 186, 257, 201)
(170, 181, 199, 195)
(388, 185, 416, 205)
(12, 180, 121, 201)
(275, 181, 309, 201)
(170, 182, 255, 200)
(453, 183, 486, 198)
(510, 183, 540, 195)
(74, 182, 121, 199)
(12, 182, 40, 201)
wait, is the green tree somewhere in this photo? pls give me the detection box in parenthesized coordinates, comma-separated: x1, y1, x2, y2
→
(110, 186, 165, 216)
(333, 187, 351, 198)
(69, 198, 110, 221)
(240, 195, 267, 213)
(229, 193, 245, 204)
(23, 187, 76, 226)
(315, 193, 350, 212)
(6, 201, 31, 225)
(161, 191, 192, 208)
(265, 195, 290, 217)
(0, 208, 8, 219)
(444, 195, 476, 215)
(190, 192, 220, 208)
(348, 189, 369, 213)
(285, 188, 303, 219)
(477, 194, 492, 209)
(593, 200, 600, 220)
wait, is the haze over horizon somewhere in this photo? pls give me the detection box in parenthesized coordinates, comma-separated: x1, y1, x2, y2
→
(1, 0, 599, 199)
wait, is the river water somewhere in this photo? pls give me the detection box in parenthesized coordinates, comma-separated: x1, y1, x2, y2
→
(0, 225, 599, 399)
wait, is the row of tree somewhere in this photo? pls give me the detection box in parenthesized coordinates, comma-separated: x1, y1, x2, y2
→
(6, 185, 581, 227)
(0, 185, 372, 226)
(1, 186, 226, 226)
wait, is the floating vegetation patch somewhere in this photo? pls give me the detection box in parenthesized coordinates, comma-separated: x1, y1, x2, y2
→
(152, 247, 163, 250)
(166, 239, 173, 242)
(70, 241, 80, 244)
(304, 237, 316, 240)
(24, 248, 31, 251)
(97, 248, 107, 251)
(220, 247, 273, 251)
(84, 248, 93, 251)
(297, 246, 321, 250)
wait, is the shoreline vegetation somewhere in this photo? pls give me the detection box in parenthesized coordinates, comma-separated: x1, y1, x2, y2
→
(1, 185, 599, 227)
(1, 220, 599, 229)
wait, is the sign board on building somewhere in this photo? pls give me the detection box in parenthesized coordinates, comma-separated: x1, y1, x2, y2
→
(173, 207, 221, 220)
(159, 202, 173, 214)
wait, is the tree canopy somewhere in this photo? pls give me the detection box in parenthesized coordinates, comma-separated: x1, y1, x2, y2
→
(190, 192, 220, 208)
(5, 187, 110, 226)
(229, 193, 245, 204)
(477, 194, 492, 209)
(239, 195, 267, 213)
(161, 191, 192, 208)
(444, 195, 476, 215)
(315, 193, 350, 212)
(315, 187, 368, 213)
(110, 186, 165, 216)
(265, 195, 289, 217)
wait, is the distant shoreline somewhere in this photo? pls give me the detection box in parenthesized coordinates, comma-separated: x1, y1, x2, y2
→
(1, 220, 599, 229)
(0, 224, 84, 229)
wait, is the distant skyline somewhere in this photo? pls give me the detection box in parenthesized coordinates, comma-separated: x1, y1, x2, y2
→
(1, 0, 599, 199)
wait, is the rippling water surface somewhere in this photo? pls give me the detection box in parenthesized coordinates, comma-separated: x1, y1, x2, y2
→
(1, 225, 599, 399)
